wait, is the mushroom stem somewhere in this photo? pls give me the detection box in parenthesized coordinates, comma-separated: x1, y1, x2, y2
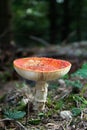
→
(33, 81, 48, 111)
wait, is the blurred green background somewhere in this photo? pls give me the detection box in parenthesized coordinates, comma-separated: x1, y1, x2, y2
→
(0, 0, 87, 48)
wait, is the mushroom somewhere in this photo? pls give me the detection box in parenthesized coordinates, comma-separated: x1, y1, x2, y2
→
(13, 57, 71, 111)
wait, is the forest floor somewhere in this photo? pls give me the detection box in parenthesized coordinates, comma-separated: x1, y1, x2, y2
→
(0, 41, 87, 129)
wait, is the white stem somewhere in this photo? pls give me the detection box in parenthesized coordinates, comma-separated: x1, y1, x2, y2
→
(33, 81, 48, 111)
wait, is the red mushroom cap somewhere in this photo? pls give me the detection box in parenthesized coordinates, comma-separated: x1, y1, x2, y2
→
(13, 57, 71, 81)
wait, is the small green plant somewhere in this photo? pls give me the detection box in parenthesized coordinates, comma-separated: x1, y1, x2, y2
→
(3, 109, 26, 120)
(47, 96, 53, 108)
(49, 83, 58, 89)
(73, 95, 87, 106)
(54, 100, 64, 110)
(71, 107, 81, 116)
(63, 63, 87, 93)
(72, 63, 87, 78)
(71, 95, 87, 117)
(28, 118, 41, 125)
(38, 112, 45, 118)
(65, 80, 83, 89)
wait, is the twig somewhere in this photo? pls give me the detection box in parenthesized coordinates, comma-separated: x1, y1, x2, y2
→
(30, 35, 50, 46)
(0, 118, 27, 130)
(59, 125, 66, 130)
(81, 111, 83, 120)
(62, 31, 76, 44)
(59, 90, 72, 100)
(60, 119, 72, 130)
(66, 119, 72, 129)
(60, 92, 70, 99)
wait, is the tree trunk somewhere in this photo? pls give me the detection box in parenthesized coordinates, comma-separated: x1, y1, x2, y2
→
(48, 0, 58, 44)
(61, 0, 70, 42)
(0, 0, 12, 49)
(75, 0, 83, 41)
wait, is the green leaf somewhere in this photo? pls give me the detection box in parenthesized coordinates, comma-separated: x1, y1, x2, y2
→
(28, 118, 41, 125)
(63, 74, 69, 79)
(71, 107, 81, 116)
(4, 109, 26, 120)
(38, 112, 45, 118)
(17, 100, 27, 111)
(73, 95, 87, 105)
(54, 100, 64, 110)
